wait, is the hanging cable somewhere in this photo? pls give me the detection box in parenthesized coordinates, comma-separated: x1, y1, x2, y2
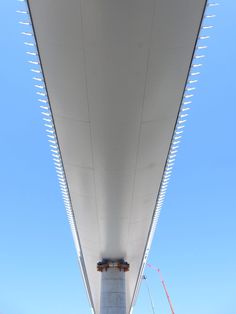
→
(142, 275, 156, 314)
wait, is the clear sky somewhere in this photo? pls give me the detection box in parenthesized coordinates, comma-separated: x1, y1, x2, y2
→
(0, 1, 235, 314)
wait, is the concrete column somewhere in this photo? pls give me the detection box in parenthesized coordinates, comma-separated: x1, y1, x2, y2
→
(100, 268, 126, 314)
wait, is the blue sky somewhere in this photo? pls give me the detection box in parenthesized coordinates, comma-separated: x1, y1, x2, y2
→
(1, 1, 235, 313)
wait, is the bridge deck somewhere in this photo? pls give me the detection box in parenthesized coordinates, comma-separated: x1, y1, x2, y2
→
(28, 0, 206, 312)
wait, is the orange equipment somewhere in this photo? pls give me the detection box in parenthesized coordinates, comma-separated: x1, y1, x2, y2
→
(147, 263, 175, 314)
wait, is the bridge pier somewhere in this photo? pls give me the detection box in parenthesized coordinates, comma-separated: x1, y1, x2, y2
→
(97, 260, 129, 314)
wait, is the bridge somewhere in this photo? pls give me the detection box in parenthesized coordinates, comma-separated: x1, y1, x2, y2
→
(19, 0, 212, 313)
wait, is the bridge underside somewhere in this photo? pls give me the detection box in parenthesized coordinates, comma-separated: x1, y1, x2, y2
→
(28, 0, 206, 312)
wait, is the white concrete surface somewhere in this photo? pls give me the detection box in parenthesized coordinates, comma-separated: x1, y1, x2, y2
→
(100, 269, 126, 314)
(28, 0, 207, 312)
